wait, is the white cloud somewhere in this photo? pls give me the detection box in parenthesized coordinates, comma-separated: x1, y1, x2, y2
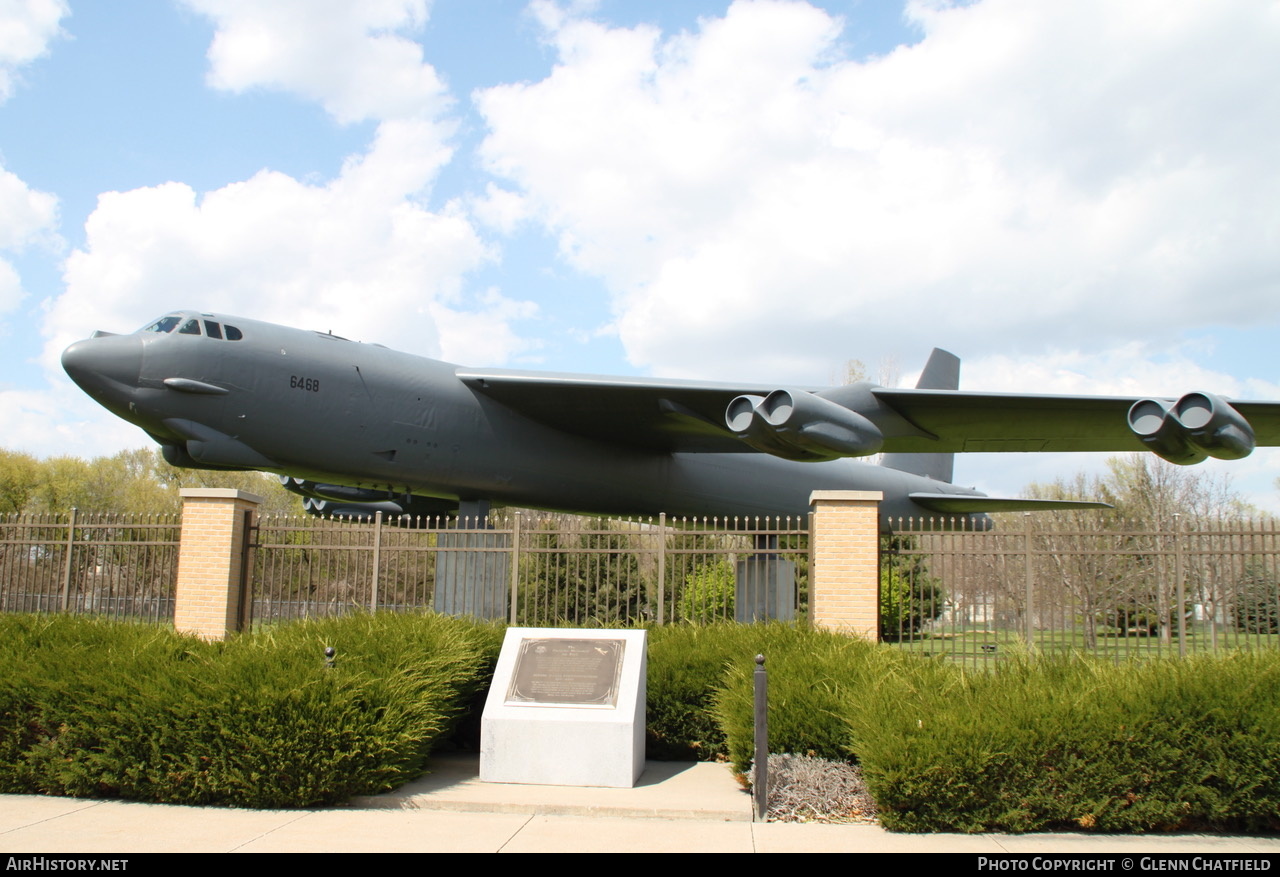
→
(0, 153, 61, 319)
(0, 164, 57, 252)
(0, 382, 140, 459)
(476, 0, 1280, 385)
(962, 344, 1280, 400)
(470, 183, 532, 235)
(0, 0, 67, 102)
(0, 1, 66, 315)
(184, 0, 446, 124)
(44, 1, 537, 382)
(45, 118, 526, 371)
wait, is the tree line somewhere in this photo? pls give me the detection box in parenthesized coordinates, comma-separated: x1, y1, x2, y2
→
(2, 444, 1270, 524)
(0, 447, 298, 517)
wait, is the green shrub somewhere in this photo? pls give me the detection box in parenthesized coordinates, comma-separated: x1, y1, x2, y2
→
(849, 651, 1280, 833)
(1234, 567, 1280, 634)
(645, 623, 764, 760)
(0, 612, 501, 807)
(647, 623, 864, 763)
(677, 561, 735, 623)
(712, 626, 898, 772)
(880, 537, 945, 640)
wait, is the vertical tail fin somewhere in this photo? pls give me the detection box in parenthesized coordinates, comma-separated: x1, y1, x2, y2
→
(880, 348, 959, 483)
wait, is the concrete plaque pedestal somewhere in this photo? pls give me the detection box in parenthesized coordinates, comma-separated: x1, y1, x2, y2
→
(481, 627, 647, 788)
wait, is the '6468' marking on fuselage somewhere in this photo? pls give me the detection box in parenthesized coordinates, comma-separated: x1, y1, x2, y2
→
(290, 375, 320, 392)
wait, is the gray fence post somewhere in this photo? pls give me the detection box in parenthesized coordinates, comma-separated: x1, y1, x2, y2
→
(509, 512, 521, 625)
(656, 512, 666, 624)
(370, 510, 382, 613)
(1024, 512, 1035, 650)
(59, 506, 77, 612)
(1174, 513, 1185, 657)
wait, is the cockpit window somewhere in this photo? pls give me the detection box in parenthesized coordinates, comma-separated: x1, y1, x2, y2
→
(138, 313, 243, 340)
(143, 316, 181, 334)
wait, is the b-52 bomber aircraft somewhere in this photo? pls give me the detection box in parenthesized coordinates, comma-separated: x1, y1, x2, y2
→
(61, 310, 1280, 530)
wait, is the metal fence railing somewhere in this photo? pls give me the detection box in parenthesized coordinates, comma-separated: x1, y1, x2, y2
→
(882, 515, 1280, 667)
(6, 505, 1277, 663)
(247, 512, 810, 628)
(0, 511, 180, 622)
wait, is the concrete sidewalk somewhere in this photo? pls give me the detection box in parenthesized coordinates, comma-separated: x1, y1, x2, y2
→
(2, 754, 1278, 854)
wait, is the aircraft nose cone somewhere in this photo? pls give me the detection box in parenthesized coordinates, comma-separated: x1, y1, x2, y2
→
(62, 334, 143, 410)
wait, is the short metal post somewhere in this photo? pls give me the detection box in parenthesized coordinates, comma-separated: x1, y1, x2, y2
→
(753, 653, 768, 822)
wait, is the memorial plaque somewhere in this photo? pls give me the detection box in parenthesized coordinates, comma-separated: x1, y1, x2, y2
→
(505, 637, 625, 707)
(482, 627, 647, 786)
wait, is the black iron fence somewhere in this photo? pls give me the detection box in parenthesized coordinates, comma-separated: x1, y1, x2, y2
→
(0, 511, 180, 621)
(883, 514, 1280, 667)
(5, 506, 1277, 666)
(246, 512, 810, 628)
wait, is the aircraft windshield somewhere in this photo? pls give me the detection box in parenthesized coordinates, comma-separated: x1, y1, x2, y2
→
(142, 315, 182, 334)
(137, 313, 243, 340)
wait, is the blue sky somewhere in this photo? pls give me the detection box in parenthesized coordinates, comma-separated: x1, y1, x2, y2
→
(2, 0, 1278, 509)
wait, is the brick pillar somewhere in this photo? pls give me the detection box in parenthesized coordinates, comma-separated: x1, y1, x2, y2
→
(809, 490, 883, 640)
(175, 488, 262, 640)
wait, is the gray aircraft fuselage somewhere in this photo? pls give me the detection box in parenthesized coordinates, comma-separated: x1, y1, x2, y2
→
(61, 311, 986, 526)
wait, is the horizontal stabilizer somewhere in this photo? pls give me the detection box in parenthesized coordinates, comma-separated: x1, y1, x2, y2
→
(909, 493, 1113, 514)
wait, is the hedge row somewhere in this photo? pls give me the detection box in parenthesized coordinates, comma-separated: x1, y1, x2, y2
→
(710, 637, 1280, 833)
(848, 651, 1280, 833)
(4, 614, 1278, 832)
(0, 613, 502, 808)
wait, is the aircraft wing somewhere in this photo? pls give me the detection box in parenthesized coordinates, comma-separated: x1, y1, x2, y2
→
(458, 368, 774, 453)
(458, 368, 1280, 460)
(870, 389, 1280, 453)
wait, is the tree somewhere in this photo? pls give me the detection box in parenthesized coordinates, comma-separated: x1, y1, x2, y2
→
(879, 535, 945, 640)
(0, 446, 298, 516)
(1233, 565, 1279, 635)
(1025, 455, 1263, 646)
(0, 450, 40, 515)
(519, 516, 648, 625)
(678, 559, 734, 623)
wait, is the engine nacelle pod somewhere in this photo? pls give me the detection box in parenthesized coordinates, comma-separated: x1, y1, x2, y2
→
(1127, 393, 1255, 465)
(760, 389, 884, 457)
(725, 389, 884, 461)
(726, 394, 828, 461)
(1127, 399, 1206, 465)
(1173, 392, 1255, 460)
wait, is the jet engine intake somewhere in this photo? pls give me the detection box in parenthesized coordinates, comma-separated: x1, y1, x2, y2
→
(1127, 392, 1255, 465)
(726, 389, 884, 461)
